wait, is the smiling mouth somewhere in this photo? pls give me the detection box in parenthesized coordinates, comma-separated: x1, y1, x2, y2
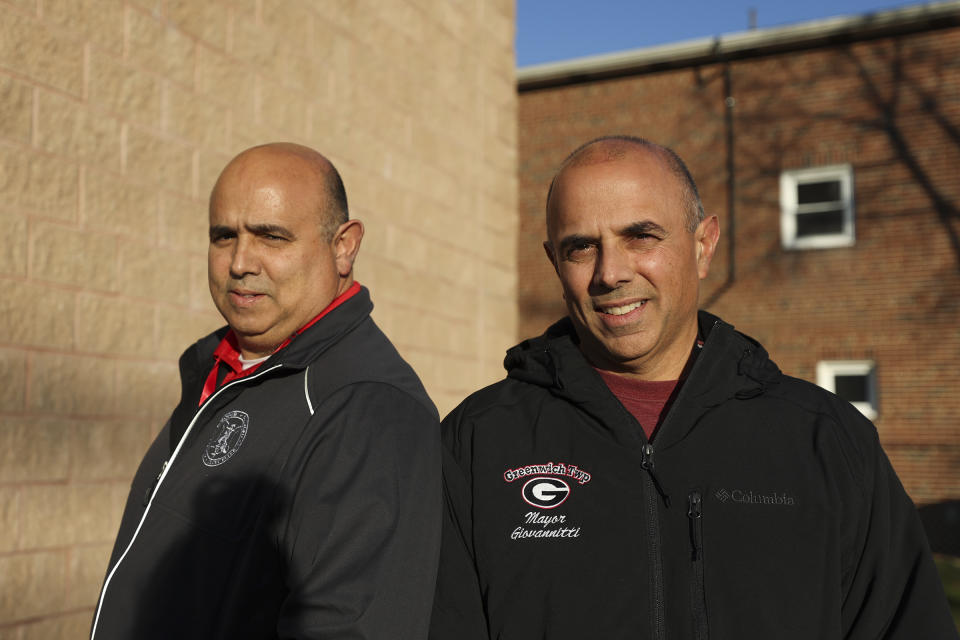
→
(598, 300, 646, 316)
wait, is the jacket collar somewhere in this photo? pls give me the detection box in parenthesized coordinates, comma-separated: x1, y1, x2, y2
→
(183, 284, 373, 379)
(167, 286, 375, 452)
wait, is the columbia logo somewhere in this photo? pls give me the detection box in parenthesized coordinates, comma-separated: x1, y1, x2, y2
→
(714, 488, 796, 506)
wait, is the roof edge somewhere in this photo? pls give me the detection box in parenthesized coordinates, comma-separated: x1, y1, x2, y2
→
(518, 1, 960, 91)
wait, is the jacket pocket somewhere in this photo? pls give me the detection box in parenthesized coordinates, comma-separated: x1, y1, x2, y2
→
(688, 490, 710, 640)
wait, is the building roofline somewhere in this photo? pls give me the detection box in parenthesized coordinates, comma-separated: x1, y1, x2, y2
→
(518, 1, 960, 92)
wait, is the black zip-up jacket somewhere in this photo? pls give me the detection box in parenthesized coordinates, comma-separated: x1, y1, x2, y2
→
(92, 287, 441, 639)
(430, 312, 957, 640)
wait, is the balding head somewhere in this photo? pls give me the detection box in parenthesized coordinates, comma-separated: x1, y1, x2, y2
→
(207, 142, 364, 358)
(212, 142, 349, 240)
(546, 136, 705, 236)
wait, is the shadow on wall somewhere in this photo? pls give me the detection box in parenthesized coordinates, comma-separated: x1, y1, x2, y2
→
(721, 36, 960, 288)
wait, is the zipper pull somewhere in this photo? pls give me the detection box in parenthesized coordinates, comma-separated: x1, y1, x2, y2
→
(688, 491, 703, 560)
(142, 460, 168, 506)
(641, 444, 671, 508)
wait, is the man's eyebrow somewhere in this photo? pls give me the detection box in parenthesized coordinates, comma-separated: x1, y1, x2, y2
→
(209, 224, 233, 239)
(557, 233, 596, 253)
(246, 223, 294, 237)
(621, 220, 667, 236)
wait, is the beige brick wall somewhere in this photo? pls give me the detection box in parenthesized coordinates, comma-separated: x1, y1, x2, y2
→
(0, 0, 517, 633)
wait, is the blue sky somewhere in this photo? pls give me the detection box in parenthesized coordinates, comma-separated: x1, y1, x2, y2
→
(516, 0, 925, 66)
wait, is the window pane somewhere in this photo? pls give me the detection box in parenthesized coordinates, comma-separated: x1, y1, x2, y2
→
(835, 374, 869, 403)
(796, 209, 844, 237)
(797, 180, 841, 204)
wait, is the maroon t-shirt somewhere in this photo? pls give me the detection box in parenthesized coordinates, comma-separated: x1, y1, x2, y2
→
(595, 369, 679, 441)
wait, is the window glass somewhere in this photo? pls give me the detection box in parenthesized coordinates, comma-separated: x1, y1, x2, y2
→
(780, 165, 854, 249)
(796, 209, 845, 237)
(816, 360, 877, 419)
(797, 180, 841, 204)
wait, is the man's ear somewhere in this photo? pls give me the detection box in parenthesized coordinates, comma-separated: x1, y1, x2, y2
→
(543, 240, 560, 276)
(695, 215, 720, 279)
(333, 219, 364, 277)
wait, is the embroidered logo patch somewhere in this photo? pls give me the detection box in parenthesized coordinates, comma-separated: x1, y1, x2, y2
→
(504, 461, 591, 541)
(202, 410, 249, 467)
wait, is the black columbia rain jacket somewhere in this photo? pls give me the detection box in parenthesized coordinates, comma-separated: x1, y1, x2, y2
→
(430, 312, 957, 640)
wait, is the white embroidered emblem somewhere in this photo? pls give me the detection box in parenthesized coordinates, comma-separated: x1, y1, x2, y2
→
(503, 462, 591, 541)
(202, 410, 249, 467)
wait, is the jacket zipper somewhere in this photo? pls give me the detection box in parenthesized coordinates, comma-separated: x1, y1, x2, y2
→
(90, 364, 283, 640)
(641, 444, 671, 507)
(688, 491, 709, 640)
(642, 444, 666, 640)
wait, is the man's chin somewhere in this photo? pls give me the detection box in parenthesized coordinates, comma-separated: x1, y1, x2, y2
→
(579, 336, 653, 370)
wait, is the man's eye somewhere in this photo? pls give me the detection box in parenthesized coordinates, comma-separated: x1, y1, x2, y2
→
(564, 244, 594, 260)
(628, 233, 657, 245)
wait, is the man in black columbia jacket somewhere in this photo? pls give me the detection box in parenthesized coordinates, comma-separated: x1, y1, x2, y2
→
(92, 143, 440, 639)
(429, 136, 957, 639)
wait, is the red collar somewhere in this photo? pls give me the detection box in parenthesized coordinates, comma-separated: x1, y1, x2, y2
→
(199, 282, 362, 405)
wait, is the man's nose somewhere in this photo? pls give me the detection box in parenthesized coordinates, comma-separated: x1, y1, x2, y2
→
(229, 236, 260, 278)
(592, 244, 633, 291)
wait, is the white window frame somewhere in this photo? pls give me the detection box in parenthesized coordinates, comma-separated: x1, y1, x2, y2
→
(816, 360, 877, 420)
(780, 164, 855, 249)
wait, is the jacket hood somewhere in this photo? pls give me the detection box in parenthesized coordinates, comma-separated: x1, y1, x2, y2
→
(504, 311, 782, 449)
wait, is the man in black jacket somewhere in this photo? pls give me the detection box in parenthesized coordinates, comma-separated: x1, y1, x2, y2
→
(430, 136, 957, 639)
(92, 143, 441, 639)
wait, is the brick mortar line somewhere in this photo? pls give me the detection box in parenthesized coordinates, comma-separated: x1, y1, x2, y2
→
(0, 605, 95, 629)
(0, 342, 182, 365)
(362, 260, 517, 294)
(373, 292, 515, 325)
(0, 140, 201, 207)
(0, 413, 175, 424)
(396, 343, 510, 364)
(0, 478, 133, 488)
(0, 272, 216, 308)
(352, 222, 521, 273)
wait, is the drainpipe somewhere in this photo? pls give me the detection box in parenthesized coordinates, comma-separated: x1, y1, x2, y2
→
(724, 63, 736, 286)
(705, 63, 737, 308)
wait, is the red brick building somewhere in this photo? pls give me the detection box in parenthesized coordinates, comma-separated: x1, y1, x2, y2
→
(517, 2, 960, 505)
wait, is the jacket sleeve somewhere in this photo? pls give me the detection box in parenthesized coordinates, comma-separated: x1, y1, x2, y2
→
(839, 414, 958, 639)
(428, 444, 489, 640)
(276, 383, 442, 640)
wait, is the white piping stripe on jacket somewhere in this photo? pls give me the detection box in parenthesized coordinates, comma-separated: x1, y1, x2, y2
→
(89, 363, 284, 640)
(304, 366, 315, 415)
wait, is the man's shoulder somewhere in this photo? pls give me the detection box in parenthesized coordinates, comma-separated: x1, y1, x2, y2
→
(443, 375, 548, 427)
(767, 372, 872, 427)
(305, 316, 438, 418)
(759, 371, 880, 474)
